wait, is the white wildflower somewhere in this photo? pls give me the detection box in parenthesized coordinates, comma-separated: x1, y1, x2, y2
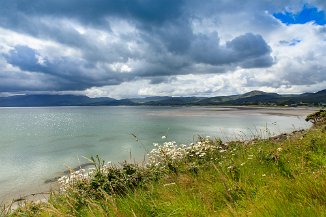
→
(147, 139, 221, 168)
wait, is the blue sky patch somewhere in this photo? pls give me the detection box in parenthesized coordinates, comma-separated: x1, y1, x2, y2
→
(274, 5, 326, 25)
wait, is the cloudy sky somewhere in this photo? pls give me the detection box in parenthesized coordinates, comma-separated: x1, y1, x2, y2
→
(0, 0, 326, 98)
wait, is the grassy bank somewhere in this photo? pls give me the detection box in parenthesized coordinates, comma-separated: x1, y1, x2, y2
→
(3, 111, 326, 216)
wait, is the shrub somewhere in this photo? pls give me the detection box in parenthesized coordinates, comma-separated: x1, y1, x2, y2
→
(305, 109, 326, 125)
(58, 156, 152, 197)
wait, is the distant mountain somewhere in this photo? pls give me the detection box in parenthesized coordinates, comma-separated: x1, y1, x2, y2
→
(194, 91, 280, 105)
(0, 89, 325, 107)
(143, 97, 207, 106)
(314, 89, 326, 95)
(242, 90, 279, 98)
(0, 94, 131, 107)
(129, 96, 173, 104)
(141, 90, 326, 106)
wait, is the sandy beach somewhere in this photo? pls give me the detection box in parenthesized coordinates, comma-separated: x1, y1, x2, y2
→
(146, 106, 319, 117)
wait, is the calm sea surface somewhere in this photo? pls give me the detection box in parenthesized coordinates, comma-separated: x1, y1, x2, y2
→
(0, 106, 313, 201)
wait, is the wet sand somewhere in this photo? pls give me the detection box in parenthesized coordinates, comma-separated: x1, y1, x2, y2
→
(146, 106, 318, 117)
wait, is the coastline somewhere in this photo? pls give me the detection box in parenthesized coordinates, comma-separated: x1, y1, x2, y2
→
(0, 106, 320, 207)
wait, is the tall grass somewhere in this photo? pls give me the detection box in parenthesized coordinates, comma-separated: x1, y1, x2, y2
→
(6, 111, 326, 216)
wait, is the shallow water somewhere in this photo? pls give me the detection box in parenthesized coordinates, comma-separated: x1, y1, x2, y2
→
(0, 106, 314, 202)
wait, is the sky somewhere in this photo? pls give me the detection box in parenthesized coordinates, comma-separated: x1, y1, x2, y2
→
(0, 0, 326, 98)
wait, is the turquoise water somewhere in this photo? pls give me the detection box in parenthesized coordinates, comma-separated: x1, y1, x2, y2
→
(0, 106, 312, 201)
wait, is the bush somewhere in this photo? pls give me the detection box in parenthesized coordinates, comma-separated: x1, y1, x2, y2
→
(305, 109, 326, 125)
(58, 156, 152, 197)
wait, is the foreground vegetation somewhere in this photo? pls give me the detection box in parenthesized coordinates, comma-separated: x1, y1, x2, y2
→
(3, 111, 326, 216)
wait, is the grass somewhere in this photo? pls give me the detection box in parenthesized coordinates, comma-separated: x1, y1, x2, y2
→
(3, 111, 326, 216)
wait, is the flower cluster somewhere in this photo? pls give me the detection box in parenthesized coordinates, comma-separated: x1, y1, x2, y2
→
(147, 137, 222, 167)
(58, 138, 224, 192)
(58, 168, 89, 191)
(58, 161, 113, 191)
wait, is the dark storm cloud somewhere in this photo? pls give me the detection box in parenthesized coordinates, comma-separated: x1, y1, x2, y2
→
(4, 46, 44, 73)
(0, 0, 184, 27)
(3, 45, 129, 91)
(0, 0, 278, 92)
(190, 32, 273, 67)
(0, 0, 185, 62)
(0, 69, 66, 92)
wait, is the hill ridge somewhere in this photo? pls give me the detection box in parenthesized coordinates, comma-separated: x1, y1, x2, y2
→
(0, 89, 325, 107)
